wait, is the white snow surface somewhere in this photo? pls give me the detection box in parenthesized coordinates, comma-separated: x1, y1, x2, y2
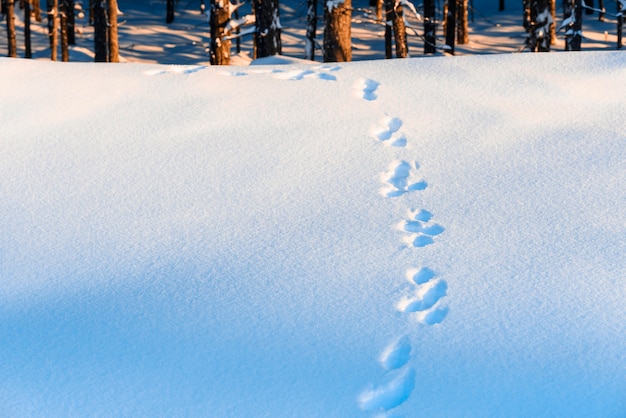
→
(1, 52, 625, 417)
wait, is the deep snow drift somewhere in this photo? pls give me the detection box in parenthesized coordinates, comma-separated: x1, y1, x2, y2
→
(1, 52, 625, 417)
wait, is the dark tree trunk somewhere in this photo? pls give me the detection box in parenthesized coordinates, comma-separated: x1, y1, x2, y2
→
(423, 0, 436, 53)
(47, 0, 58, 60)
(60, 0, 68, 61)
(499, 0, 505, 11)
(67, 0, 75, 44)
(445, 0, 456, 54)
(549, 0, 556, 44)
(457, 0, 468, 44)
(5, 0, 17, 57)
(253, 0, 281, 57)
(305, 0, 317, 59)
(108, 0, 119, 61)
(525, 0, 552, 51)
(166, 0, 174, 23)
(323, 0, 351, 62)
(617, 0, 623, 48)
(93, 0, 107, 61)
(209, 0, 231, 65)
(384, 0, 391, 58)
(25, 0, 32, 57)
(563, 0, 582, 50)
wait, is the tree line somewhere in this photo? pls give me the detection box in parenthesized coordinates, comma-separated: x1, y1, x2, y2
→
(2, 0, 624, 62)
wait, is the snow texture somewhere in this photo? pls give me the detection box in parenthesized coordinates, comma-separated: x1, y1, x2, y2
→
(1, 51, 626, 417)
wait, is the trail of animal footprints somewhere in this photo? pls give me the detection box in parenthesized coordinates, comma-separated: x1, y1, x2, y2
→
(358, 78, 448, 414)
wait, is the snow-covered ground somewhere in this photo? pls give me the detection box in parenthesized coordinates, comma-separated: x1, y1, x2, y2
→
(1, 50, 625, 416)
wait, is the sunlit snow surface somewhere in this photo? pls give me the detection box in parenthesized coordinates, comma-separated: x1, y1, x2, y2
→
(1, 53, 625, 417)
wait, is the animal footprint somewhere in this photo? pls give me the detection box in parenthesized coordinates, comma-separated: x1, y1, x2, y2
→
(405, 267, 437, 285)
(358, 367, 416, 412)
(400, 209, 445, 248)
(379, 336, 411, 370)
(380, 161, 427, 198)
(415, 305, 449, 325)
(397, 279, 447, 313)
(143, 65, 206, 76)
(355, 78, 380, 101)
(273, 68, 336, 81)
(370, 117, 406, 147)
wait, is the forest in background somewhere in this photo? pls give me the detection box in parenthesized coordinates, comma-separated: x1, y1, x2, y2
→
(1, 0, 624, 64)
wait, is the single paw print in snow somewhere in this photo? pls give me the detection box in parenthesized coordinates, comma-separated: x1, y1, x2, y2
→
(399, 209, 444, 248)
(380, 160, 427, 198)
(354, 78, 380, 101)
(370, 117, 407, 148)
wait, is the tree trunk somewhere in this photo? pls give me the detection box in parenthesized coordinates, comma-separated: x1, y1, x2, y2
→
(33, 0, 42, 21)
(385, 0, 409, 58)
(93, 0, 107, 61)
(549, 0, 556, 44)
(563, 0, 582, 50)
(60, 0, 69, 61)
(5, 0, 17, 57)
(384, 0, 392, 58)
(253, 0, 282, 57)
(305, 0, 317, 60)
(209, 0, 231, 65)
(445, 0, 456, 53)
(47, 0, 58, 60)
(423, 0, 436, 53)
(525, 0, 552, 51)
(457, 0, 468, 44)
(108, 0, 119, 61)
(25, 0, 32, 57)
(617, 0, 623, 48)
(499, 0, 505, 11)
(166, 0, 174, 23)
(323, 0, 351, 62)
(67, 0, 75, 44)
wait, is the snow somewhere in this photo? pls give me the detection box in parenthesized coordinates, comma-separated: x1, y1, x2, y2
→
(1, 51, 626, 417)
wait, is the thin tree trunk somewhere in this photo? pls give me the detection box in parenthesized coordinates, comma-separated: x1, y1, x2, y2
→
(33, 0, 42, 21)
(323, 0, 351, 62)
(67, 0, 75, 44)
(166, 0, 174, 23)
(60, 0, 69, 61)
(254, 0, 282, 57)
(5, 0, 17, 57)
(47, 0, 58, 60)
(549, 0, 556, 44)
(305, 0, 317, 60)
(563, 0, 582, 50)
(445, 0, 456, 53)
(384, 0, 392, 58)
(209, 0, 231, 65)
(25, 0, 32, 57)
(108, 0, 119, 61)
(423, 0, 436, 53)
(457, 0, 468, 44)
(93, 0, 107, 61)
(617, 0, 623, 48)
